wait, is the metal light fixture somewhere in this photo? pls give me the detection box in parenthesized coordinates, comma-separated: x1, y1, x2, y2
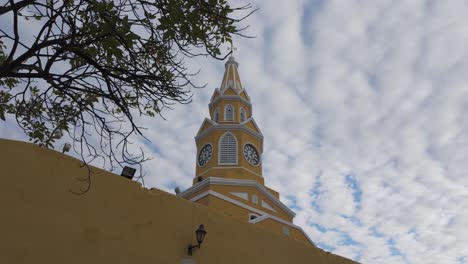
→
(62, 143, 71, 153)
(188, 224, 207, 256)
(120, 166, 136, 179)
(52, 130, 63, 139)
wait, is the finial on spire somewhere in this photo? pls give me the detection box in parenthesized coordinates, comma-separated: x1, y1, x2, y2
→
(221, 42, 242, 91)
(227, 42, 238, 61)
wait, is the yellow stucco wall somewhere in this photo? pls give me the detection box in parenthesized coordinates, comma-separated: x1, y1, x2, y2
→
(0, 139, 359, 264)
(254, 218, 309, 243)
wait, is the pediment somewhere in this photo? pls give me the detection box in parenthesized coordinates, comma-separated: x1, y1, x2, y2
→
(241, 118, 262, 135)
(221, 86, 239, 96)
(196, 118, 216, 137)
(209, 89, 221, 103)
(239, 89, 250, 101)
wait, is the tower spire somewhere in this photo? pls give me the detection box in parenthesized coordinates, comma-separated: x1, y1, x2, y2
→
(220, 44, 243, 92)
(177, 56, 316, 247)
(228, 42, 237, 57)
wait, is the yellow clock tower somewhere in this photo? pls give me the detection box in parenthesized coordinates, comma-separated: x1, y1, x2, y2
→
(178, 56, 315, 246)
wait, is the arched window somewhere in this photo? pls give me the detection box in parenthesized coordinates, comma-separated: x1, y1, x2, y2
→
(240, 107, 246, 122)
(224, 104, 234, 121)
(219, 132, 237, 164)
(214, 108, 219, 123)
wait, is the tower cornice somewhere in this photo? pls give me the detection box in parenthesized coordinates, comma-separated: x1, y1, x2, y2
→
(209, 94, 252, 107)
(195, 122, 264, 142)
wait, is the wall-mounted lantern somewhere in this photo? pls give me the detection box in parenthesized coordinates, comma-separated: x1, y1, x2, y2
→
(188, 224, 207, 256)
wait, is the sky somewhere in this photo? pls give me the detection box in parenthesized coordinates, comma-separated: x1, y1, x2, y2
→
(2, 1, 468, 263)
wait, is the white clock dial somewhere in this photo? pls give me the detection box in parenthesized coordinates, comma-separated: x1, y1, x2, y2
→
(243, 144, 260, 165)
(198, 144, 213, 166)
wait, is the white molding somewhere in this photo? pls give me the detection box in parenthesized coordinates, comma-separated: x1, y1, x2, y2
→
(224, 104, 234, 121)
(241, 89, 251, 101)
(261, 200, 277, 212)
(190, 190, 212, 202)
(209, 88, 221, 103)
(218, 132, 238, 165)
(249, 214, 267, 223)
(248, 213, 260, 222)
(232, 63, 238, 90)
(195, 118, 216, 137)
(195, 167, 264, 178)
(178, 177, 296, 218)
(191, 190, 267, 216)
(209, 95, 251, 108)
(189, 190, 314, 246)
(240, 117, 262, 135)
(230, 192, 248, 200)
(217, 123, 263, 137)
(195, 124, 263, 142)
(222, 83, 241, 95)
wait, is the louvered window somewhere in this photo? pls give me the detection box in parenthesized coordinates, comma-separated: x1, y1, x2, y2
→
(240, 107, 246, 122)
(224, 104, 234, 121)
(219, 133, 237, 164)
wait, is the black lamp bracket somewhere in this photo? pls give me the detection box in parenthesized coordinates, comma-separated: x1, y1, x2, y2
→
(188, 243, 201, 256)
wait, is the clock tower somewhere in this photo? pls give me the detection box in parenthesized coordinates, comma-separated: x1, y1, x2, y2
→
(178, 56, 315, 246)
(194, 55, 264, 185)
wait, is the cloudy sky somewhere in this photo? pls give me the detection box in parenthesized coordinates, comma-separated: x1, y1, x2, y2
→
(2, 1, 468, 263)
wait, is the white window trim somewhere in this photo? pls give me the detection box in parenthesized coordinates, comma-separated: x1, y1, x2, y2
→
(240, 107, 246, 122)
(261, 200, 277, 212)
(224, 104, 234, 121)
(218, 132, 238, 165)
(213, 108, 219, 123)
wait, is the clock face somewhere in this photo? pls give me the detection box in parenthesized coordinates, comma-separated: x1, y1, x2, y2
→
(243, 144, 260, 165)
(198, 144, 213, 167)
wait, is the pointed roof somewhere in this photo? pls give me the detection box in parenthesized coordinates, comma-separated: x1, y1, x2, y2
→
(220, 56, 243, 93)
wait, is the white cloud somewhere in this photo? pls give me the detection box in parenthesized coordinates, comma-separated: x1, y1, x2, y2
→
(2, 1, 468, 263)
